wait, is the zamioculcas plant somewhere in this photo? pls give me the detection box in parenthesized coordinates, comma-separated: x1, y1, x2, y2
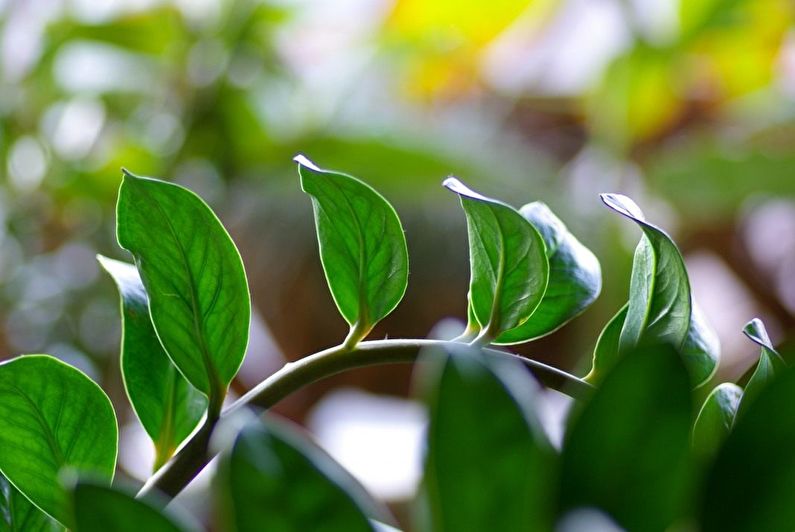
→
(0, 155, 789, 531)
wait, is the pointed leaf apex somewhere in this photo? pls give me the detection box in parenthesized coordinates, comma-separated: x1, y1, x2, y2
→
(293, 153, 321, 172)
(600, 193, 646, 222)
(443, 176, 491, 202)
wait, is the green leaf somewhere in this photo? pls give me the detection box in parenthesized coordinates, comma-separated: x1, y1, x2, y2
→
(584, 303, 628, 383)
(701, 366, 795, 531)
(601, 193, 718, 385)
(98, 256, 207, 470)
(296, 155, 409, 346)
(736, 318, 786, 418)
(218, 419, 387, 532)
(692, 383, 742, 460)
(0, 355, 117, 526)
(445, 178, 549, 342)
(560, 344, 693, 531)
(116, 169, 251, 404)
(494, 202, 601, 344)
(421, 344, 554, 532)
(71, 479, 193, 532)
(1, 473, 62, 532)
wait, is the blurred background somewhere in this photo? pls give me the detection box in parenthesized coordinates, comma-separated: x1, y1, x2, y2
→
(2, 0, 795, 523)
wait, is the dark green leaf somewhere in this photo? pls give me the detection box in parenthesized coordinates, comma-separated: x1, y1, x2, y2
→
(495, 202, 601, 344)
(98, 256, 207, 470)
(692, 383, 742, 460)
(445, 178, 549, 342)
(0, 355, 117, 526)
(701, 366, 795, 531)
(116, 170, 251, 402)
(422, 344, 554, 532)
(218, 419, 387, 532)
(584, 303, 628, 383)
(601, 193, 718, 384)
(296, 155, 409, 345)
(1, 473, 61, 532)
(560, 344, 693, 531)
(736, 318, 786, 418)
(71, 480, 193, 532)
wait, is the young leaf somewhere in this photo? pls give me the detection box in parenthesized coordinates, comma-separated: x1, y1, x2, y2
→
(584, 303, 628, 383)
(421, 344, 554, 532)
(494, 202, 601, 344)
(116, 170, 251, 404)
(71, 480, 194, 532)
(692, 383, 742, 460)
(736, 318, 786, 418)
(601, 193, 718, 385)
(1, 473, 62, 531)
(701, 366, 795, 531)
(98, 256, 207, 470)
(296, 155, 409, 346)
(560, 344, 693, 531)
(217, 419, 387, 532)
(0, 355, 117, 526)
(444, 178, 549, 342)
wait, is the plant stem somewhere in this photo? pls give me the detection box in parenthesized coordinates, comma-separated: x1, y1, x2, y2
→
(137, 339, 592, 500)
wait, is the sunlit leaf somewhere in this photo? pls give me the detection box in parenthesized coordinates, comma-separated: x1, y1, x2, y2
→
(495, 201, 601, 344)
(601, 193, 718, 385)
(116, 170, 251, 404)
(445, 178, 548, 342)
(296, 155, 409, 346)
(736, 318, 786, 418)
(98, 255, 207, 470)
(0, 356, 117, 526)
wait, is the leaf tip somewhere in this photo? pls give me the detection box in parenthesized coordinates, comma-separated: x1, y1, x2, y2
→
(293, 153, 322, 172)
(743, 318, 772, 348)
(600, 193, 645, 222)
(442, 176, 489, 202)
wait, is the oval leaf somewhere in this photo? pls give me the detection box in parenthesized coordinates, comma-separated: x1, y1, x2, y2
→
(116, 170, 251, 402)
(444, 178, 549, 342)
(701, 366, 795, 531)
(495, 202, 601, 344)
(1, 473, 62, 531)
(421, 344, 554, 532)
(296, 155, 409, 345)
(560, 344, 693, 531)
(736, 318, 786, 418)
(98, 256, 207, 470)
(218, 419, 387, 532)
(601, 193, 718, 384)
(0, 355, 117, 526)
(692, 383, 742, 460)
(71, 480, 193, 532)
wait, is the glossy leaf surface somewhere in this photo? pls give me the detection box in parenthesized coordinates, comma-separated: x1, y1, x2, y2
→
(560, 344, 693, 531)
(495, 202, 601, 344)
(736, 318, 786, 418)
(692, 383, 742, 460)
(296, 155, 409, 344)
(98, 256, 207, 470)
(116, 170, 251, 399)
(422, 344, 553, 532)
(219, 420, 384, 532)
(1, 473, 61, 532)
(702, 366, 795, 531)
(0, 356, 117, 525)
(71, 480, 192, 532)
(445, 178, 548, 341)
(601, 193, 718, 384)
